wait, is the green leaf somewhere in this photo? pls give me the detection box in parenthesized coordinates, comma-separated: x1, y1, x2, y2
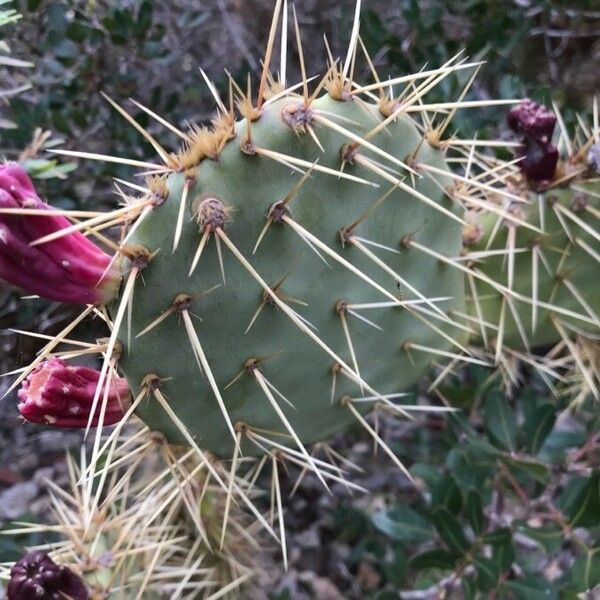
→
(474, 555, 500, 591)
(373, 592, 397, 600)
(515, 523, 562, 554)
(570, 547, 600, 592)
(380, 545, 405, 586)
(21, 158, 78, 180)
(502, 456, 549, 484)
(46, 2, 68, 33)
(481, 527, 511, 546)
(135, 0, 153, 38)
(0, 6, 20, 27)
(558, 589, 581, 600)
(431, 474, 463, 515)
(465, 436, 503, 459)
(32, 162, 78, 179)
(522, 404, 556, 456)
(493, 539, 515, 572)
(66, 21, 95, 43)
(466, 490, 484, 535)
(484, 390, 517, 452)
(539, 428, 586, 465)
(502, 575, 557, 599)
(334, 506, 369, 541)
(372, 506, 433, 543)
(432, 507, 470, 556)
(409, 549, 458, 570)
(447, 441, 497, 488)
(564, 471, 600, 528)
(437, 383, 476, 409)
(410, 463, 441, 489)
(348, 538, 386, 564)
(51, 37, 78, 59)
(414, 568, 455, 591)
(462, 575, 477, 600)
(467, 437, 504, 461)
(556, 477, 588, 515)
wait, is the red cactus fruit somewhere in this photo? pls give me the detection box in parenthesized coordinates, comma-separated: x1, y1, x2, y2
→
(8, 551, 89, 600)
(18, 357, 130, 428)
(518, 136, 559, 183)
(507, 99, 559, 182)
(507, 99, 556, 143)
(0, 162, 120, 305)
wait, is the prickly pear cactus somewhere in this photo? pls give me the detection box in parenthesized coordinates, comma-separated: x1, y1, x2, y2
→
(463, 101, 600, 354)
(466, 185, 599, 351)
(1, 445, 260, 600)
(1, 1, 539, 586)
(119, 93, 465, 456)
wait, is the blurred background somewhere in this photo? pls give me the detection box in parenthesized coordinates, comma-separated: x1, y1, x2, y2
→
(1, 1, 600, 598)
(3, 0, 600, 187)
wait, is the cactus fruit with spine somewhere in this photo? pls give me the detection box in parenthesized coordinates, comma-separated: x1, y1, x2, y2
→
(17, 357, 130, 427)
(7, 551, 88, 600)
(0, 162, 120, 305)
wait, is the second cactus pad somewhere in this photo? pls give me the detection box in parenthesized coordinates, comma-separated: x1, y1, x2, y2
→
(466, 183, 600, 351)
(117, 93, 465, 457)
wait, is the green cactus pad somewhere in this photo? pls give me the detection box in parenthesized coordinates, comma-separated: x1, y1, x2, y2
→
(467, 184, 600, 350)
(116, 94, 465, 457)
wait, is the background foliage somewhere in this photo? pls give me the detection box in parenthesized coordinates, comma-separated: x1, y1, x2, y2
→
(1, 1, 600, 598)
(331, 369, 600, 598)
(3, 0, 599, 204)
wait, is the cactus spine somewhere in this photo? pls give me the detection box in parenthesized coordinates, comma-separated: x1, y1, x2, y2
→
(1, 443, 260, 599)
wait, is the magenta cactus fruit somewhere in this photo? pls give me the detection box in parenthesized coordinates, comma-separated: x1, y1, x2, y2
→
(7, 551, 89, 600)
(507, 98, 556, 142)
(17, 357, 130, 427)
(507, 99, 558, 182)
(0, 162, 120, 305)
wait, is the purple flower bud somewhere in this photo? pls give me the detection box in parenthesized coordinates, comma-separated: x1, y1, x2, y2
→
(507, 100, 559, 183)
(519, 137, 559, 183)
(18, 357, 130, 428)
(507, 99, 556, 144)
(0, 162, 120, 305)
(8, 551, 89, 600)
